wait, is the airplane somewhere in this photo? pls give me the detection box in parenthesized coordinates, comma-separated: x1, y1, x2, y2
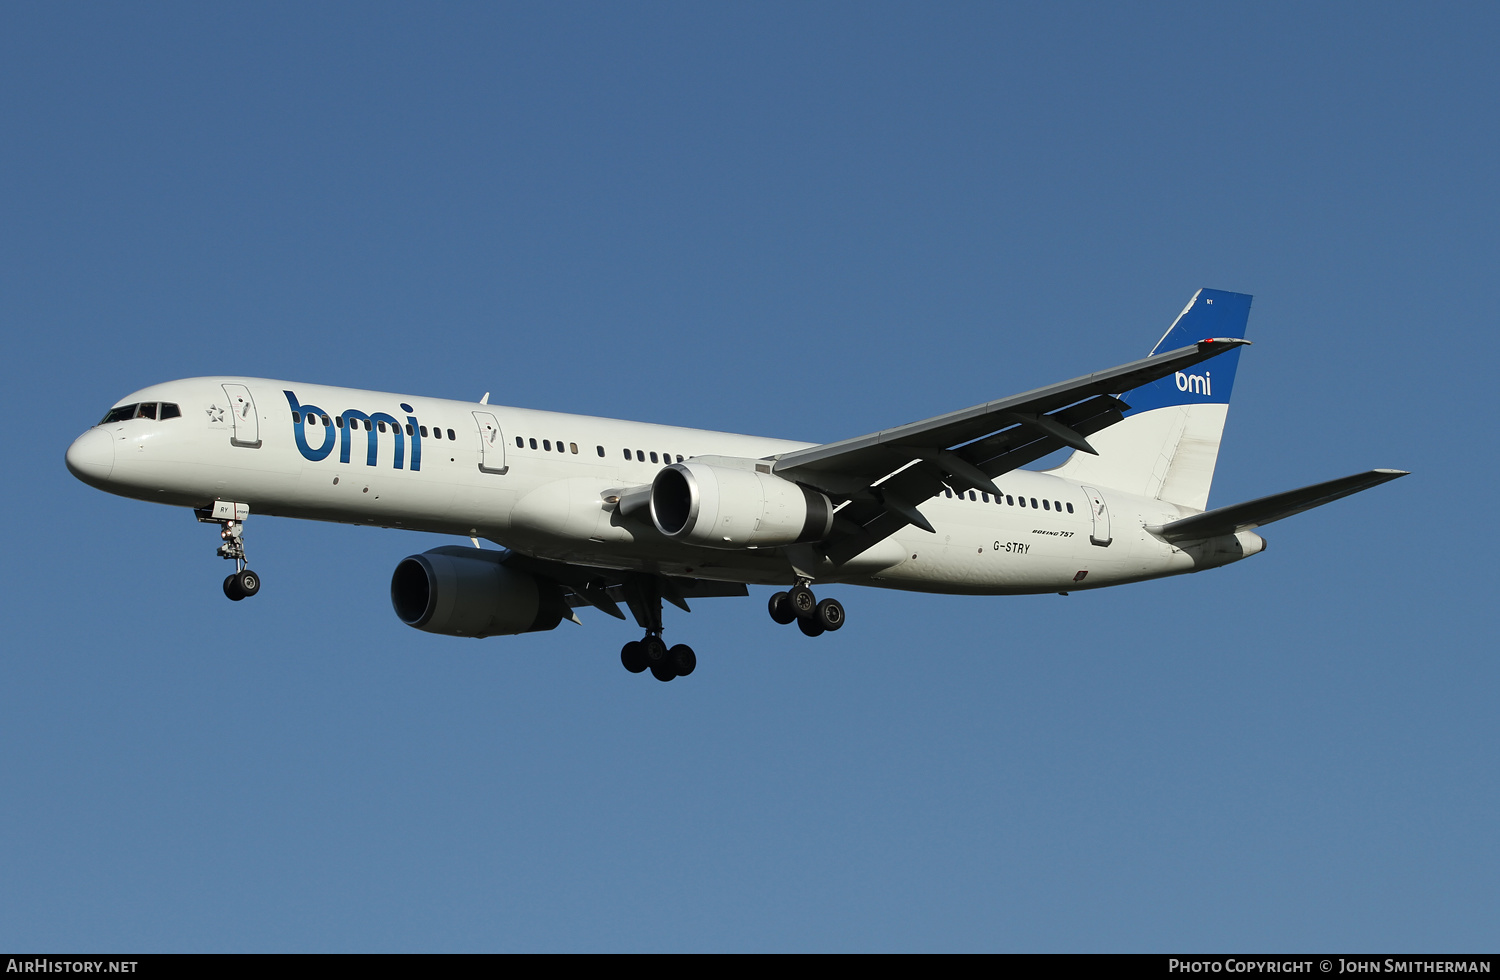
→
(65, 289, 1405, 681)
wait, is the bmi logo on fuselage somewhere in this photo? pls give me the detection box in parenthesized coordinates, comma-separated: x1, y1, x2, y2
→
(284, 390, 423, 470)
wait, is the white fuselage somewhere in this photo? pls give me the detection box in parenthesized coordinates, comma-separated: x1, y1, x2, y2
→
(69, 377, 1240, 596)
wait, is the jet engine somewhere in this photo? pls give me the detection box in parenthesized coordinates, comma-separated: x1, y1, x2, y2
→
(390, 546, 569, 637)
(650, 460, 833, 549)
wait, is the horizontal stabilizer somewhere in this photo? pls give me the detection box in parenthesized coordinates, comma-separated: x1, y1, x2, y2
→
(1150, 469, 1408, 542)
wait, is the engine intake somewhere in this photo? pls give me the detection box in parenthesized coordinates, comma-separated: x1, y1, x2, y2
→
(391, 546, 568, 637)
(650, 460, 833, 549)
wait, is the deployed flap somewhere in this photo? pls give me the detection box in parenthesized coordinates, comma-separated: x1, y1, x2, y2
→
(1150, 469, 1408, 542)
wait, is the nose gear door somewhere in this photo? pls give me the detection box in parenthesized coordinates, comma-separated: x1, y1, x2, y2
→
(1081, 485, 1112, 547)
(221, 384, 261, 448)
(473, 412, 508, 474)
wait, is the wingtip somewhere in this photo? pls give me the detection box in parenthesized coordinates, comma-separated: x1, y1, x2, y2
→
(1374, 468, 1410, 477)
(1198, 337, 1251, 348)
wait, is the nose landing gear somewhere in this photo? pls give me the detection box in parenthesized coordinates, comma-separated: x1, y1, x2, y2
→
(197, 502, 262, 601)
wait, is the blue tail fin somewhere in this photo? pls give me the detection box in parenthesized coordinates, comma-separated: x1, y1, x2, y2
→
(1052, 289, 1253, 511)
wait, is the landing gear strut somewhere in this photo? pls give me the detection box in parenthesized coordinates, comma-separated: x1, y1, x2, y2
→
(197, 502, 262, 601)
(618, 574, 697, 682)
(769, 582, 844, 636)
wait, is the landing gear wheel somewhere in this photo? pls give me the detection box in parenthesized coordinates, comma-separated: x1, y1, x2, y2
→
(234, 569, 261, 598)
(223, 574, 245, 601)
(797, 616, 825, 637)
(621, 641, 647, 673)
(669, 644, 697, 677)
(649, 660, 677, 682)
(642, 635, 668, 668)
(788, 584, 817, 620)
(815, 597, 845, 632)
(768, 591, 797, 625)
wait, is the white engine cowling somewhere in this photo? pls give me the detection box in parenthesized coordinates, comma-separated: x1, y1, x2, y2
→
(390, 546, 568, 637)
(650, 460, 833, 549)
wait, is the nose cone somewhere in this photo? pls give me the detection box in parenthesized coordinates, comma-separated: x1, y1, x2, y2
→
(66, 428, 115, 486)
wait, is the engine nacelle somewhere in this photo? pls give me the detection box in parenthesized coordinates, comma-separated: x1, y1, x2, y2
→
(650, 460, 833, 549)
(390, 546, 568, 637)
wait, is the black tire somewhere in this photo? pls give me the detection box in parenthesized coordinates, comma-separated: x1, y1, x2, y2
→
(642, 635, 669, 665)
(815, 597, 845, 632)
(223, 574, 244, 601)
(768, 591, 796, 625)
(797, 616, 825, 637)
(788, 584, 817, 620)
(669, 644, 697, 677)
(236, 569, 261, 598)
(649, 661, 677, 682)
(621, 641, 648, 673)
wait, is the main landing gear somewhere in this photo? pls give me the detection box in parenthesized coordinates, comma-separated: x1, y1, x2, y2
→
(617, 573, 696, 682)
(196, 502, 262, 601)
(620, 635, 697, 682)
(768, 583, 845, 636)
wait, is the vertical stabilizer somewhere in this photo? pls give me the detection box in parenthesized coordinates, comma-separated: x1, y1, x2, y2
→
(1051, 289, 1251, 511)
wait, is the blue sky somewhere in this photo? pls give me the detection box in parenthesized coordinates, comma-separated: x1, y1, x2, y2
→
(2, 3, 1496, 951)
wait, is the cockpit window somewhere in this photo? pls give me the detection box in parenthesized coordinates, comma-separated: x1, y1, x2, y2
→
(101, 404, 138, 424)
(100, 401, 182, 424)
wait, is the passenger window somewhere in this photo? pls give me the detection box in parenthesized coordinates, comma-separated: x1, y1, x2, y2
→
(323, 416, 332, 426)
(1006, 495, 1014, 506)
(404, 423, 413, 436)
(676, 455, 683, 462)
(515, 436, 523, 448)
(597, 446, 605, 457)
(543, 440, 551, 451)
(1054, 501, 1062, 512)
(570, 443, 578, 454)
(650, 452, 658, 463)
(529, 439, 537, 449)
(336, 416, 344, 428)
(1066, 502, 1074, 513)
(420, 426, 428, 437)
(636, 450, 645, 462)
(431, 425, 440, 439)
(623, 448, 632, 460)
(160, 403, 181, 420)
(981, 493, 990, 503)
(557, 440, 565, 453)
(378, 421, 387, 433)
(364, 420, 372, 431)
(944, 489, 952, 498)
(968, 491, 976, 501)
(1043, 499, 1050, 510)
(446, 429, 455, 440)
(1019, 497, 1026, 507)
(292, 411, 301, 424)
(1030, 498, 1038, 508)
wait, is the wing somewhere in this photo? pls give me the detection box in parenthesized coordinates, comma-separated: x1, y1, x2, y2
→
(502, 551, 748, 623)
(771, 338, 1251, 564)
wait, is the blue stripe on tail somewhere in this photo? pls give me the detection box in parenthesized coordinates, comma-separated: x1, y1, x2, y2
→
(1124, 288, 1252, 413)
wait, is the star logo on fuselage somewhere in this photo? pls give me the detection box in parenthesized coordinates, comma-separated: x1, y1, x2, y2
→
(207, 404, 225, 423)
